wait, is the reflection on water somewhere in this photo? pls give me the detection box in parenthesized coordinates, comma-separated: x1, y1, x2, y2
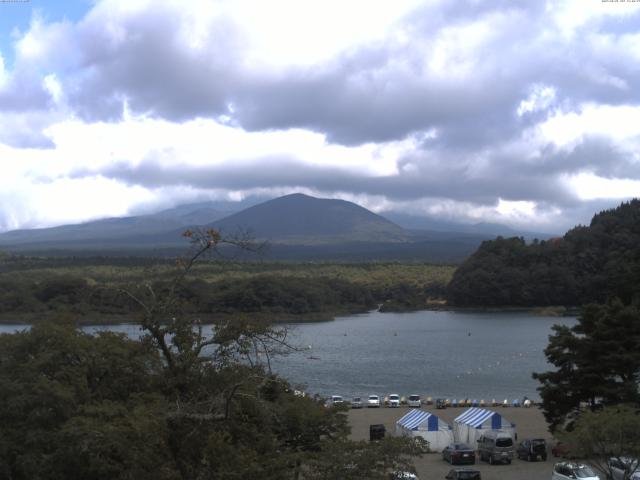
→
(0, 310, 575, 400)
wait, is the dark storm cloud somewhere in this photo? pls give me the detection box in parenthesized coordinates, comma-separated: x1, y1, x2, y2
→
(0, 76, 51, 112)
(65, 3, 241, 122)
(72, 150, 579, 208)
(6, 0, 640, 149)
(223, 5, 640, 147)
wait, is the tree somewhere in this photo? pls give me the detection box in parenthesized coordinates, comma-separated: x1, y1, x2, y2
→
(0, 318, 171, 480)
(0, 229, 422, 479)
(447, 199, 640, 307)
(533, 300, 640, 431)
(558, 405, 640, 480)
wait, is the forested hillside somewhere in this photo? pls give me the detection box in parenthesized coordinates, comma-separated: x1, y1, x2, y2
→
(447, 200, 640, 307)
(0, 258, 453, 323)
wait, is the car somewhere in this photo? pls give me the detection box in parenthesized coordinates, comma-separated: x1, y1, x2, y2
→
(370, 423, 385, 441)
(389, 472, 419, 479)
(516, 438, 547, 461)
(330, 395, 344, 406)
(407, 394, 421, 408)
(368, 394, 381, 407)
(351, 396, 363, 409)
(477, 431, 514, 465)
(388, 394, 401, 407)
(442, 443, 476, 465)
(608, 457, 640, 480)
(445, 468, 482, 480)
(436, 398, 447, 409)
(552, 462, 600, 480)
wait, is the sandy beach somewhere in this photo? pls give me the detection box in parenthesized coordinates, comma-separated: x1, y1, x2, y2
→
(348, 405, 559, 480)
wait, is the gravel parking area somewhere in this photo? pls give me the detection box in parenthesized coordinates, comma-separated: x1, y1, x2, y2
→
(348, 405, 557, 480)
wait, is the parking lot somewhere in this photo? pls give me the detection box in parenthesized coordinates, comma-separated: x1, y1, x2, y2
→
(348, 405, 559, 480)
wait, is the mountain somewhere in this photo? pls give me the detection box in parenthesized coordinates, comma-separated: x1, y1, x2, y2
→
(0, 199, 264, 248)
(209, 193, 408, 243)
(383, 212, 555, 240)
(0, 193, 514, 262)
(447, 199, 640, 306)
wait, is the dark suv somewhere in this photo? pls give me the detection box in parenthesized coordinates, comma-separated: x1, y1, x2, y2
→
(516, 438, 547, 462)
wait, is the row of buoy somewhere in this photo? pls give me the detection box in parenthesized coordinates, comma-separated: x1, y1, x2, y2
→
(375, 397, 534, 407)
(445, 398, 533, 408)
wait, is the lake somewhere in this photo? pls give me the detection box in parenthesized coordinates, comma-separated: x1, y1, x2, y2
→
(271, 310, 576, 401)
(0, 309, 575, 401)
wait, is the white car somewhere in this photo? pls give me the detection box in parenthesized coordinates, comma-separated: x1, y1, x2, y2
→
(330, 395, 344, 406)
(367, 394, 381, 407)
(388, 394, 401, 407)
(390, 472, 418, 479)
(552, 462, 600, 480)
(407, 394, 421, 408)
(608, 457, 640, 480)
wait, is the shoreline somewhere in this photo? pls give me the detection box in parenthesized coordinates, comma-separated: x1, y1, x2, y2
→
(0, 304, 579, 326)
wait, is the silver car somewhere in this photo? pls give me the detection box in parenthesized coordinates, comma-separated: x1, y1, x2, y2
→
(608, 457, 640, 480)
(551, 462, 600, 480)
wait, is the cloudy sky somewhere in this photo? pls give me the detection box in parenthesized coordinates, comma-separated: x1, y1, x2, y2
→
(1, 0, 639, 234)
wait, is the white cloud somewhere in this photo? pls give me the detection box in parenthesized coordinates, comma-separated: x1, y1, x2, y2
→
(539, 104, 640, 148)
(551, 0, 640, 37)
(517, 85, 556, 116)
(564, 172, 640, 201)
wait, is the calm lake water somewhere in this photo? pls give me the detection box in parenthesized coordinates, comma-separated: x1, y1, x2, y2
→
(0, 310, 575, 401)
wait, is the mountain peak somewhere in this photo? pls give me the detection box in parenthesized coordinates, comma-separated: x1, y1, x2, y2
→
(210, 193, 408, 242)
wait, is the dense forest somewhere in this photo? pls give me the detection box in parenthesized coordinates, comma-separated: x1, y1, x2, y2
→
(0, 257, 453, 323)
(447, 200, 640, 307)
(0, 231, 424, 479)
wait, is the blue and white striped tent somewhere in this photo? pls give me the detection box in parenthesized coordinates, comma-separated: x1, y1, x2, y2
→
(395, 410, 453, 452)
(453, 407, 515, 444)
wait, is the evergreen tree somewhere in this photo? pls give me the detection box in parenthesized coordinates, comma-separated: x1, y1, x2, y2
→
(533, 301, 640, 431)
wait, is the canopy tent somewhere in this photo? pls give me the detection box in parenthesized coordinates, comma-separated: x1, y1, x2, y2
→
(453, 407, 516, 445)
(395, 409, 454, 452)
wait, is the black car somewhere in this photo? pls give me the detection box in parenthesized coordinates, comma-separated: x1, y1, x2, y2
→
(516, 438, 547, 461)
(445, 468, 481, 480)
(436, 398, 447, 409)
(369, 424, 385, 441)
(442, 443, 476, 465)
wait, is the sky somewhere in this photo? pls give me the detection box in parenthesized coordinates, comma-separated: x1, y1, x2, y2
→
(0, 0, 639, 234)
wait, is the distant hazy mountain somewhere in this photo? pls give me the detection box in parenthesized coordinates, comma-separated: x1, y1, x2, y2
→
(0, 202, 236, 247)
(210, 193, 409, 243)
(383, 212, 555, 240)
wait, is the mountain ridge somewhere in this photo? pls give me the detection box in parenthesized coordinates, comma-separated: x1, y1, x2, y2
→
(0, 193, 537, 261)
